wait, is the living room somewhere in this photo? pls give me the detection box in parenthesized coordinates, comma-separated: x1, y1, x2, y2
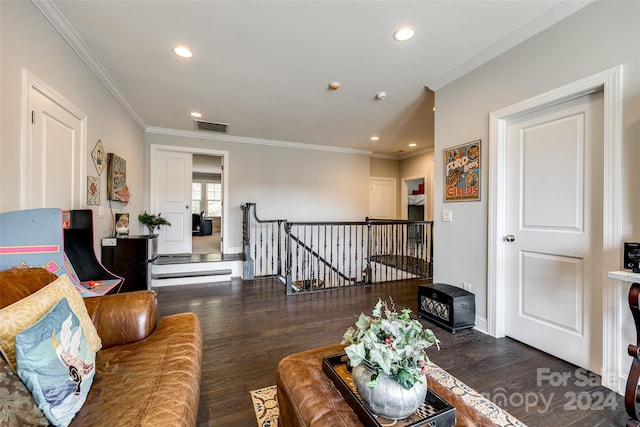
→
(1, 1, 639, 426)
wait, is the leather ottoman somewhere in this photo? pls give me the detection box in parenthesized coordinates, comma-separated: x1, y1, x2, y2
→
(276, 344, 525, 427)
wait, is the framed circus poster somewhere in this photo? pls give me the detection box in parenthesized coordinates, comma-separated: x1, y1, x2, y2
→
(444, 140, 480, 202)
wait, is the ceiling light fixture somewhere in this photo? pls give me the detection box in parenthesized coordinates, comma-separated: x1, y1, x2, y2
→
(393, 27, 415, 42)
(173, 46, 193, 58)
(370, 136, 379, 141)
(190, 112, 202, 118)
(409, 143, 417, 147)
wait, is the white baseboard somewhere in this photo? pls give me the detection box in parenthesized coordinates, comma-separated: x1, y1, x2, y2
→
(473, 315, 488, 335)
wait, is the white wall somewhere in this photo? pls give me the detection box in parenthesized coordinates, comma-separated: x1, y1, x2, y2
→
(0, 1, 145, 252)
(146, 132, 371, 251)
(433, 0, 640, 324)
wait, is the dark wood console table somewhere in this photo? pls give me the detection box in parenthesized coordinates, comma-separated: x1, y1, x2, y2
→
(101, 235, 157, 293)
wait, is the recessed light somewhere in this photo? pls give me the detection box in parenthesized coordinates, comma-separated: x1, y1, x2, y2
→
(190, 111, 202, 118)
(370, 136, 380, 141)
(394, 27, 415, 41)
(409, 143, 417, 147)
(393, 27, 415, 42)
(173, 46, 193, 58)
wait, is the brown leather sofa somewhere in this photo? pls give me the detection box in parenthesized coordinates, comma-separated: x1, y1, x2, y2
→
(0, 267, 203, 427)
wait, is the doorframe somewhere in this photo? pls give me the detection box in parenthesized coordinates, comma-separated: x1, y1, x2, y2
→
(149, 144, 230, 253)
(401, 173, 434, 221)
(487, 66, 622, 389)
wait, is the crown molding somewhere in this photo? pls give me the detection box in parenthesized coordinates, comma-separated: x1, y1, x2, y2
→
(146, 126, 375, 156)
(32, 0, 147, 129)
(371, 146, 434, 161)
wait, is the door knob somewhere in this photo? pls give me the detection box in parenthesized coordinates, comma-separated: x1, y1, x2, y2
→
(505, 234, 515, 242)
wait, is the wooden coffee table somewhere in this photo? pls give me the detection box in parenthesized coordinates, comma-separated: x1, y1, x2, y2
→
(276, 344, 526, 427)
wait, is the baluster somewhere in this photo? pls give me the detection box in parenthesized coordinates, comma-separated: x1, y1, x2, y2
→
(323, 225, 328, 289)
(393, 223, 398, 281)
(310, 225, 315, 290)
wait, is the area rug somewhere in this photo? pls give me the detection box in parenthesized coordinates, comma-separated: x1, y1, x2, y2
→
(250, 385, 279, 426)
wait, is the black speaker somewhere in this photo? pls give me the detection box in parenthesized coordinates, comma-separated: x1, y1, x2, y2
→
(418, 283, 475, 334)
(624, 242, 640, 273)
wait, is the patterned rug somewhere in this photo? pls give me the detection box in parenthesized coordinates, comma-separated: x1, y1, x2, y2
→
(250, 385, 279, 426)
(250, 365, 524, 427)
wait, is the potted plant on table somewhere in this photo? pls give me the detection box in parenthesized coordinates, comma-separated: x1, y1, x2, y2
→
(342, 297, 439, 420)
(138, 211, 171, 235)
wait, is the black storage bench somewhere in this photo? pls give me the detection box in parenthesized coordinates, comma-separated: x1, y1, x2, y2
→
(418, 283, 475, 333)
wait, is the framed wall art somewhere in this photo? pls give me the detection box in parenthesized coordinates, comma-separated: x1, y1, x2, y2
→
(444, 140, 480, 202)
(91, 139, 106, 176)
(87, 176, 100, 205)
(107, 153, 130, 203)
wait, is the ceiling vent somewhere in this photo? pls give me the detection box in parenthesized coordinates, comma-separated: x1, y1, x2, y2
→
(194, 120, 229, 134)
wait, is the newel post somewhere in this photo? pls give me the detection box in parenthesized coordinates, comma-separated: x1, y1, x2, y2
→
(241, 203, 255, 279)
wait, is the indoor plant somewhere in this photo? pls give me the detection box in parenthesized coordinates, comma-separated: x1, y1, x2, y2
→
(138, 211, 171, 234)
(342, 297, 439, 419)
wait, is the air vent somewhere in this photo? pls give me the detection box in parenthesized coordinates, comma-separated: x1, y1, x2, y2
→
(194, 120, 229, 133)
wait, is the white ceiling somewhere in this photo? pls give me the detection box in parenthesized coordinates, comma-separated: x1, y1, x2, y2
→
(40, 0, 591, 158)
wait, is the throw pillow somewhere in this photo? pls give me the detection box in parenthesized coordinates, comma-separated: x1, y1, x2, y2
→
(15, 298, 96, 427)
(0, 274, 101, 371)
(0, 356, 49, 426)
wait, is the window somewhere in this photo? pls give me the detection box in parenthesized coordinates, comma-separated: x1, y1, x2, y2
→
(206, 183, 222, 217)
(192, 181, 221, 217)
(192, 183, 202, 214)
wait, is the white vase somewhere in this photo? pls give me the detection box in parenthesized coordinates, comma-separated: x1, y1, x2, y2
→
(352, 364, 427, 420)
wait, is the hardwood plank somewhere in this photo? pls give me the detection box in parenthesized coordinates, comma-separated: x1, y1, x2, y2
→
(156, 278, 627, 427)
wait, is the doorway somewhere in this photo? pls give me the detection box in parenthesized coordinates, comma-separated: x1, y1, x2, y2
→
(488, 67, 622, 381)
(401, 173, 433, 221)
(406, 178, 425, 221)
(192, 154, 222, 254)
(150, 144, 229, 256)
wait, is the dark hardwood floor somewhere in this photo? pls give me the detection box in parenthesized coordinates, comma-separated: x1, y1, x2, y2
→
(156, 278, 628, 427)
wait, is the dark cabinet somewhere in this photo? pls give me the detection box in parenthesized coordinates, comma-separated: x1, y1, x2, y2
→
(101, 235, 157, 293)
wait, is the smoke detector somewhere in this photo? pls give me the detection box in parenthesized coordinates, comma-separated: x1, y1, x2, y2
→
(375, 92, 387, 100)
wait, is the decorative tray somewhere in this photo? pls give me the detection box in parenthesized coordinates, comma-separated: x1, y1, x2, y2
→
(322, 353, 456, 427)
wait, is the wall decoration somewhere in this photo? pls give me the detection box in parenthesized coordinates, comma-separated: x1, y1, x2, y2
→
(91, 140, 106, 176)
(107, 153, 130, 204)
(114, 213, 129, 236)
(444, 140, 480, 202)
(87, 176, 100, 205)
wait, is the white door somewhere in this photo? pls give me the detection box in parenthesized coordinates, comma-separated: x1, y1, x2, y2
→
(369, 177, 396, 219)
(151, 149, 192, 254)
(505, 91, 604, 373)
(26, 76, 86, 209)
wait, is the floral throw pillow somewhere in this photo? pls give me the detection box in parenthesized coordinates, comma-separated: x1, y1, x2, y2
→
(0, 357, 49, 426)
(15, 298, 96, 427)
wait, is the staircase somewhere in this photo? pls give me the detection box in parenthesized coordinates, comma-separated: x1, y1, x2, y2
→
(150, 253, 243, 287)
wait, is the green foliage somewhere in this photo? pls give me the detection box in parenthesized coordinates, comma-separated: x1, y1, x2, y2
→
(137, 211, 171, 228)
(342, 297, 439, 390)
